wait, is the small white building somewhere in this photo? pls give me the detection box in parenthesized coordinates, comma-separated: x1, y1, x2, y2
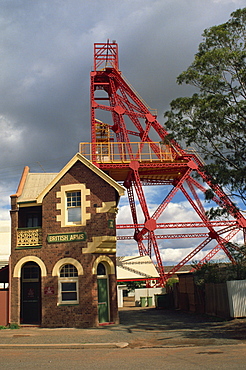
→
(116, 255, 162, 307)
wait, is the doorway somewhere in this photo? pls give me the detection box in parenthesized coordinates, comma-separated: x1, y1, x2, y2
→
(20, 262, 41, 324)
(97, 262, 109, 323)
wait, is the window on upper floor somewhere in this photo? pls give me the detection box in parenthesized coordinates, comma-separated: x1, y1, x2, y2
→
(18, 206, 42, 228)
(66, 191, 82, 224)
(56, 184, 91, 227)
(26, 212, 41, 228)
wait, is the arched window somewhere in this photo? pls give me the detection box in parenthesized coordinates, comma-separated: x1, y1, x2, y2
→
(58, 264, 79, 304)
(60, 264, 78, 278)
(97, 262, 106, 276)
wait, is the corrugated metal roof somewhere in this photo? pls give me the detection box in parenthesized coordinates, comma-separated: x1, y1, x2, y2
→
(18, 173, 58, 203)
(116, 256, 159, 280)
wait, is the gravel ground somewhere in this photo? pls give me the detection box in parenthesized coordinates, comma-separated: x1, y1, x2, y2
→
(0, 307, 246, 348)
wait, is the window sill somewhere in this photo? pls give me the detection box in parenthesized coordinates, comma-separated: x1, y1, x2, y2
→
(63, 224, 83, 227)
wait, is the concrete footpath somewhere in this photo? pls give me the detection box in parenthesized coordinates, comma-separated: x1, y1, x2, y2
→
(0, 306, 246, 349)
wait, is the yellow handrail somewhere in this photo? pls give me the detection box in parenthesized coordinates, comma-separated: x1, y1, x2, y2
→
(79, 142, 174, 163)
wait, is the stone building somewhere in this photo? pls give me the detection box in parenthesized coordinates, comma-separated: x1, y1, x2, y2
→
(10, 153, 124, 327)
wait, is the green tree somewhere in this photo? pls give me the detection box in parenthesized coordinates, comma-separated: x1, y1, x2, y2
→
(117, 281, 144, 292)
(227, 243, 246, 280)
(192, 244, 246, 284)
(165, 8, 246, 208)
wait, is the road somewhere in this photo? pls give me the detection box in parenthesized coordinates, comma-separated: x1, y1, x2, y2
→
(0, 345, 246, 369)
(1, 306, 246, 369)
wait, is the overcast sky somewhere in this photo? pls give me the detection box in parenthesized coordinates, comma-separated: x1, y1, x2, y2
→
(0, 0, 245, 262)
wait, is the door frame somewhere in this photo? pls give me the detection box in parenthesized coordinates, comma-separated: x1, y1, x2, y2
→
(20, 261, 41, 325)
(97, 262, 110, 323)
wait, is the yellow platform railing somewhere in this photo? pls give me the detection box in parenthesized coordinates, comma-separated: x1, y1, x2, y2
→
(79, 142, 174, 163)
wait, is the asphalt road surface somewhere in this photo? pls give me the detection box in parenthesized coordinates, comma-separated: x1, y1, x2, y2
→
(1, 345, 246, 369)
(1, 306, 246, 369)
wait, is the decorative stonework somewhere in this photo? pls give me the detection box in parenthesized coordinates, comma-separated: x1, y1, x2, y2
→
(83, 235, 117, 254)
(96, 201, 117, 214)
(52, 258, 84, 277)
(92, 255, 115, 274)
(13, 256, 47, 278)
(56, 184, 91, 227)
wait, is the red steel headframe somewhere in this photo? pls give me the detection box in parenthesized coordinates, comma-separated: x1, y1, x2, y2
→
(87, 41, 246, 286)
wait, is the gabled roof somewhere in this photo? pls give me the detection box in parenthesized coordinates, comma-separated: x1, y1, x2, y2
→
(36, 152, 125, 203)
(18, 173, 58, 203)
(13, 153, 125, 204)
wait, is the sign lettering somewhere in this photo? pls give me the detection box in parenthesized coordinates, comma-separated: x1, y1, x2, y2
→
(47, 232, 87, 243)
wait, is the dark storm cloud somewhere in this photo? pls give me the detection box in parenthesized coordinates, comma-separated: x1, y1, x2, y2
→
(1, 0, 244, 169)
(0, 0, 245, 256)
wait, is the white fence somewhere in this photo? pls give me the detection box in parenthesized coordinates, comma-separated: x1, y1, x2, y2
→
(227, 280, 246, 318)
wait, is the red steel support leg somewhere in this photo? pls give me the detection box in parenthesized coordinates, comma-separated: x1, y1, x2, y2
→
(125, 181, 147, 256)
(186, 178, 205, 216)
(149, 231, 166, 286)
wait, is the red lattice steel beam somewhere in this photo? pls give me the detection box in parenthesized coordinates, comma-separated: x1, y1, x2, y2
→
(165, 237, 213, 279)
(117, 232, 209, 240)
(130, 162, 151, 222)
(117, 220, 238, 229)
(196, 165, 246, 228)
(118, 224, 239, 241)
(180, 185, 220, 234)
(180, 185, 237, 263)
(151, 168, 192, 222)
(189, 227, 239, 271)
(186, 178, 205, 216)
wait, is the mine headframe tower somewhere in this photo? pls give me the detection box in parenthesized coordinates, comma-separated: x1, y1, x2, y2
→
(79, 41, 246, 286)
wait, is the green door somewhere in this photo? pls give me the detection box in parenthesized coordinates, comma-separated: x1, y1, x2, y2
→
(97, 278, 109, 323)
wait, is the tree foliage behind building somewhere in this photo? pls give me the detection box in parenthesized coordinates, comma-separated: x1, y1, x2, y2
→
(192, 244, 246, 288)
(165, 8, 246, 209)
